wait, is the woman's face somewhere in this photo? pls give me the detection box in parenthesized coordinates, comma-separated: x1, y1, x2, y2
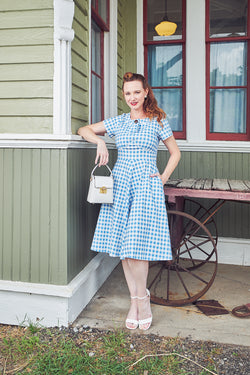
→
(123, 80, 148, 112)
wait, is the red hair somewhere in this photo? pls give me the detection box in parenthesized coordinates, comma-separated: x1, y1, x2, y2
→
(122, 72, 166, 126)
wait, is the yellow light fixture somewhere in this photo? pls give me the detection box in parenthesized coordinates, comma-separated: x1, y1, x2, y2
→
(155, 16, 177, 36)
(155, 21, 177, 36)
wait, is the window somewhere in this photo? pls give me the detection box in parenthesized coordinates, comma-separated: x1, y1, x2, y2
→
(206, 0, 250, 141)
(144, 0, 186, 139)
(91, 1, 109, 123)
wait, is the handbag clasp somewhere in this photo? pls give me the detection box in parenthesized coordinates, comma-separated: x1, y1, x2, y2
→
(99, 186, 107, 194)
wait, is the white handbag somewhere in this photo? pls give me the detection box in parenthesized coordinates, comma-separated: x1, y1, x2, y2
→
(87, 164, 114, 204)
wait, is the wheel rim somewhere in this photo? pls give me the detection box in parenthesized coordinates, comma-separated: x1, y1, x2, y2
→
(148, 210, 218, 306)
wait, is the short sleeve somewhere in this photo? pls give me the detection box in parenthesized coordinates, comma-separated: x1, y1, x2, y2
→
(158, 118, 173, 141)
(103, 115, 123, 138)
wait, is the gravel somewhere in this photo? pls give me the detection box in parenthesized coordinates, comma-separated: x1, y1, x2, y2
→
(62, 325, 250, 374)
(1, 324, 249, 374)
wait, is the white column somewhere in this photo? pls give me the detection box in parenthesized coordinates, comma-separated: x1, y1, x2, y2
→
(186, 0, 206, 142)
(104, 0, 118, 118)
(53, 0, 75, 135)
(137, 0, 144, 74)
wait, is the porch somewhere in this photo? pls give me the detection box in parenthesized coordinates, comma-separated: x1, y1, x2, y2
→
(74, 262, 250, 347)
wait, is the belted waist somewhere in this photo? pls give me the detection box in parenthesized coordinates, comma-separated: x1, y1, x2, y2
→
(117, 148, 157, 162)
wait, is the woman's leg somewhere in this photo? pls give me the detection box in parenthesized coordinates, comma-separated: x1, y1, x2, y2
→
(122, 258, 152, 329)
(122, 259, 138, 329)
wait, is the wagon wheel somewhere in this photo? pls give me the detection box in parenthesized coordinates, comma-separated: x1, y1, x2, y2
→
(166, 198, 218, 245)
(183, 198, 218, 246)
(165, 198, 218, 270)
(148, 210, 218, 306)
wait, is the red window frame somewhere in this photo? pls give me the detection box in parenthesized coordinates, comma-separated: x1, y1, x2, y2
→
(91, 1, 109, 123)
(91, 0, 110, 31)
(143, 0, 186, 140)
(206, 0, 250, 141)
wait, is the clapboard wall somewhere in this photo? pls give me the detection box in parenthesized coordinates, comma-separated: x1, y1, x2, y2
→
(0, 0, 54, 133)
(117, 0, 137, 114)
(71, 0, 89, 134)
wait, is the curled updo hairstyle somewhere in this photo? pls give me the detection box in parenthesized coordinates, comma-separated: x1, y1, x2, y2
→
(122, 72, 166, 126)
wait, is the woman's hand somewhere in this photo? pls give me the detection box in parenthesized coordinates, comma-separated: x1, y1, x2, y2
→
(150, 172, 167, 185)
(78, 121, 109, 166)
(95, 139, 109, 166)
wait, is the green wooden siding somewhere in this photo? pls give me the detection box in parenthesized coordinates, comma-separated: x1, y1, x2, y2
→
(71, 0, 89, 134)
(0, 148, 68, 284)
(66, 147, 117, 282)
(0, 1, 54, 134)
(117, 0, 137, 114)
(158, 150, 250, 239)
(0, 146, 117, 284)
(0, 147, 249, 284)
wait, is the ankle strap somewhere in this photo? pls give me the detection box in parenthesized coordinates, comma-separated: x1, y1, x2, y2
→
(130, 295, 137, 299)
(137, 289, 150, 300)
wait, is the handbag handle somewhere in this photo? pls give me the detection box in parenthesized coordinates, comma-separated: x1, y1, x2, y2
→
(91, 164, 113, 177)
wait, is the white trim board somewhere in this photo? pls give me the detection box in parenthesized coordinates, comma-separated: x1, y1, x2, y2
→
(0, 254, 119, 327)
(1, 135, 250, 152)
(216, 237, 250, 266)
(0, 135, 116, 149)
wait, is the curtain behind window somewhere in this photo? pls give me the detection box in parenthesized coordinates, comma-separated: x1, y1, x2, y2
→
(148, 44, 183, 131)
(210, 42, 247, 133)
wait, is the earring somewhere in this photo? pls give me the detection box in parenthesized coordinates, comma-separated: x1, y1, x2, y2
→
(144, 95, 147, 99)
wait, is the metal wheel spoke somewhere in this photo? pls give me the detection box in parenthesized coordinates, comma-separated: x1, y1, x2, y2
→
(183, 242, 197, 267)
(177, 264, 209, 285)
(175, 266, 192, 298)
(148, 264, 165, 290)
(167, 264, 170, 301)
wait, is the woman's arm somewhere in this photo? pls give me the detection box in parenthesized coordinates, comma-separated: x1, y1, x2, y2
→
(77, 122, 109, 166)
(161, 136, 181, 184)
(151, 135, 181, 185)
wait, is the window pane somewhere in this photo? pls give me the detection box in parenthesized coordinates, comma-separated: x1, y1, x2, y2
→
(92, 74, 102, 123)
(148, 45, 182, 87)
(209, 0, 248, 38)
(147, 0, 182, 41)
(153, 89, 183, 132)
(210, 89, 246, 133)
(98, 0, 108, 24)
(210, 42, 247, 86)
(91, 21, 101, 75)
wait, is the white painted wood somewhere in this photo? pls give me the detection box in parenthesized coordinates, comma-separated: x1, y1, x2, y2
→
(159, 140, 250, 153)
(54, 0, 74, 41)
(0, 134, 117, 149)
(53, 0, 74, 135)
(136, 0, 144, 74)
(1, 135, 250, 152)
(0, 254, 120, 327)
(104, 0, 118, 119)
(186, 0, 206, 143)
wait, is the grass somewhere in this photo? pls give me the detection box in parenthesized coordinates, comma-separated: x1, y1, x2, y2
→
(0, 324, 220, 374)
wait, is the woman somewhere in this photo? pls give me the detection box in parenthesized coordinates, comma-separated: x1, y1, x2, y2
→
(78, 72, 181, 330)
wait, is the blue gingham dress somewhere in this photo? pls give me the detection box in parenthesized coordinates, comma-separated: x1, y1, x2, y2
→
(91, 113, 173, 261)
